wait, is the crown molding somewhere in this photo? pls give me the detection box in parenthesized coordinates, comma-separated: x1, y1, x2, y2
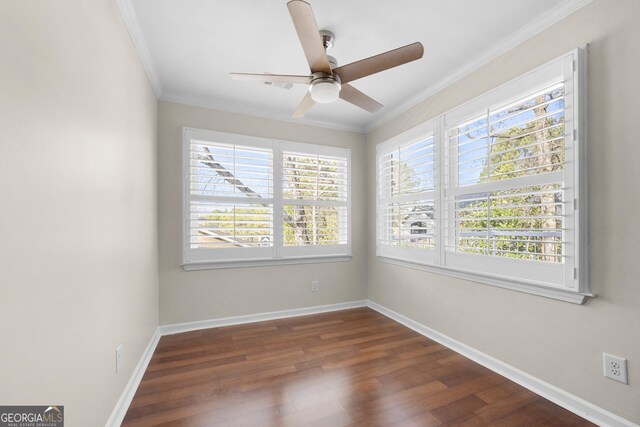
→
(116, 0, 163, 98)
(363, 0, 594, 132)
(116, 0, 593, 134)
(159, 93, 366, 134)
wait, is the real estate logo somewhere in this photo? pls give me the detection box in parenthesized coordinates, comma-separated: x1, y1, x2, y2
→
(0, 406, 63, 427)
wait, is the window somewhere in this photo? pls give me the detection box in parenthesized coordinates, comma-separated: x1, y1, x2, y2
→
(186, 133, 275, 263)
(282, 147, 349, 257)
(376, 49, 589, 302)
(377, 121, 437, 265)
(183, 129, 350, 269)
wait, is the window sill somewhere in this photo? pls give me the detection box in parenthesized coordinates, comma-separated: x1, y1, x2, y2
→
(182, 254, 352, 271)
(377, 255, 594, 305)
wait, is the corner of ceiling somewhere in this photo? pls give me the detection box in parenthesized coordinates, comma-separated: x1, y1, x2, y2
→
(362, 0, 595, 134)
(117, 0, 594, 136)
(158, 93, 367, 134)
(116, 0, 163, 98)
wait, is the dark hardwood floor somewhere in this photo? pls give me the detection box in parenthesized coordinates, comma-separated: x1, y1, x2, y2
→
(123, 308, 593, 426)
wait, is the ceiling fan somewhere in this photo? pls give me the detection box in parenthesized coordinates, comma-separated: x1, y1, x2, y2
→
(230, 0, 424, 118)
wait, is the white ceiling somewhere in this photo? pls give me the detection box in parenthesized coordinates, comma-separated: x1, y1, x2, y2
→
(127, 0, 588, 131)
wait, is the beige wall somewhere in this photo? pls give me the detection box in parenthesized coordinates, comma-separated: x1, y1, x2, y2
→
(2, 0, 637, 424)
(157, 101, 367, 325)
(366, 0, 640, 422)
(0, 1, 158, 426)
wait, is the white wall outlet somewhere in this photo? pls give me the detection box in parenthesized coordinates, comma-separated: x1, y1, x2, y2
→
(116, 345, 123, 374)
(603, 353, 628, 384)
(311, 280, 319, 292)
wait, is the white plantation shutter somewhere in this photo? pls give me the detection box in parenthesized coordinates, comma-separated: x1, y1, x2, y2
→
(449, 85, 566, 188)
(190, 141, 274, 199)
(376, 49, 588, 299)
(185, 133, 275, 262)
(449, 185, 564, 261)
(281, 143, 350, 257)
(442, 55, 578, 290)
(445, 84, 567, 261)
(190, 202, 273, 249)
(183, 129, 352, 267)
(377, 122, 436, 264)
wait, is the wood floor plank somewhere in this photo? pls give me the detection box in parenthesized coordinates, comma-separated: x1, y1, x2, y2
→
(430, 394, 487, 423)
(123, 308, 595, 426)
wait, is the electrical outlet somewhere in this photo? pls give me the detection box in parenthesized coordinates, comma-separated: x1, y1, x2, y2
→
(311, 280, 319, 292)
(116, 345, 123, 374)
(603, 353, 628, 384)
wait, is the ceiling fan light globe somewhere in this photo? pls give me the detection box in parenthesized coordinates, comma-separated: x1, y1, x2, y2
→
(309, 80, 341, 103)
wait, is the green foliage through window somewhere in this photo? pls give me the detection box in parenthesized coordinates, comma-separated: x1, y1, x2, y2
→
(452, 85, 566, 263)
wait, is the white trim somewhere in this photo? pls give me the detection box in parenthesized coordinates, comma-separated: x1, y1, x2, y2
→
(160, 94, 365, 134)
(108, 301, 635, 427)
(375, 48, 589, 299)
(440, 48, 586, 293)
(115, 0, 163, 98)
(116, 0, 593, 132)
(441, 61, 564, 128)
(445, 170, 564, 197)
(365, 0, 594, 132)
(378, 256, 592, 304)
(574, 46, 590, 296)
(182, 254, 352, 271)
(376, 119, 437, 153)
(183, 128, 352, 267)
(158, 300, 367, 335)
(366, 300, 638, 427)
(105, 328, 160, 427)
(404, 49, 578, 143)
(106, 301, 366, 424)
(376, 119, 437, 265)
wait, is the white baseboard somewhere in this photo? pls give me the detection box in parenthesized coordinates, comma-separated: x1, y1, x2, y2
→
(366, 300, 637, 427)
(106, 300, 367, 426)
(158, 300, 368, 336)
(107, 300, 636, 427)
(105, 328, 160, 427)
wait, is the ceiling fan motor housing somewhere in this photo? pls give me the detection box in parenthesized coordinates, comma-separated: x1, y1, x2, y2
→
(319, 30, 335, 51)
(309, 71, 341, 103)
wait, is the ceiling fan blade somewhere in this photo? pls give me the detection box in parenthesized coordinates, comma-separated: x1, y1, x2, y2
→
(287, 0, 332, 74)
(292, 92, 315, 118)
(230, 73, 310, 84)
(339, 84, 383, 113)
(333, 42, 424, 84)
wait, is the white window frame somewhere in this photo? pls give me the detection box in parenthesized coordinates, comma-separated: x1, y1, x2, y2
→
(376, 48, 590, 304)
(280, 141, 351, 259)
(183, 128, 351, 270)
(376, 120, 438, 265)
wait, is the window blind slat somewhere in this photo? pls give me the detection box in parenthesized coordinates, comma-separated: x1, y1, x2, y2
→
(282, 150, 349, 248)
(190, 141, 274, 199)
(282, 151, 348, 203)
(378, 135, 436, 252)
(189, 201, 273, 249)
